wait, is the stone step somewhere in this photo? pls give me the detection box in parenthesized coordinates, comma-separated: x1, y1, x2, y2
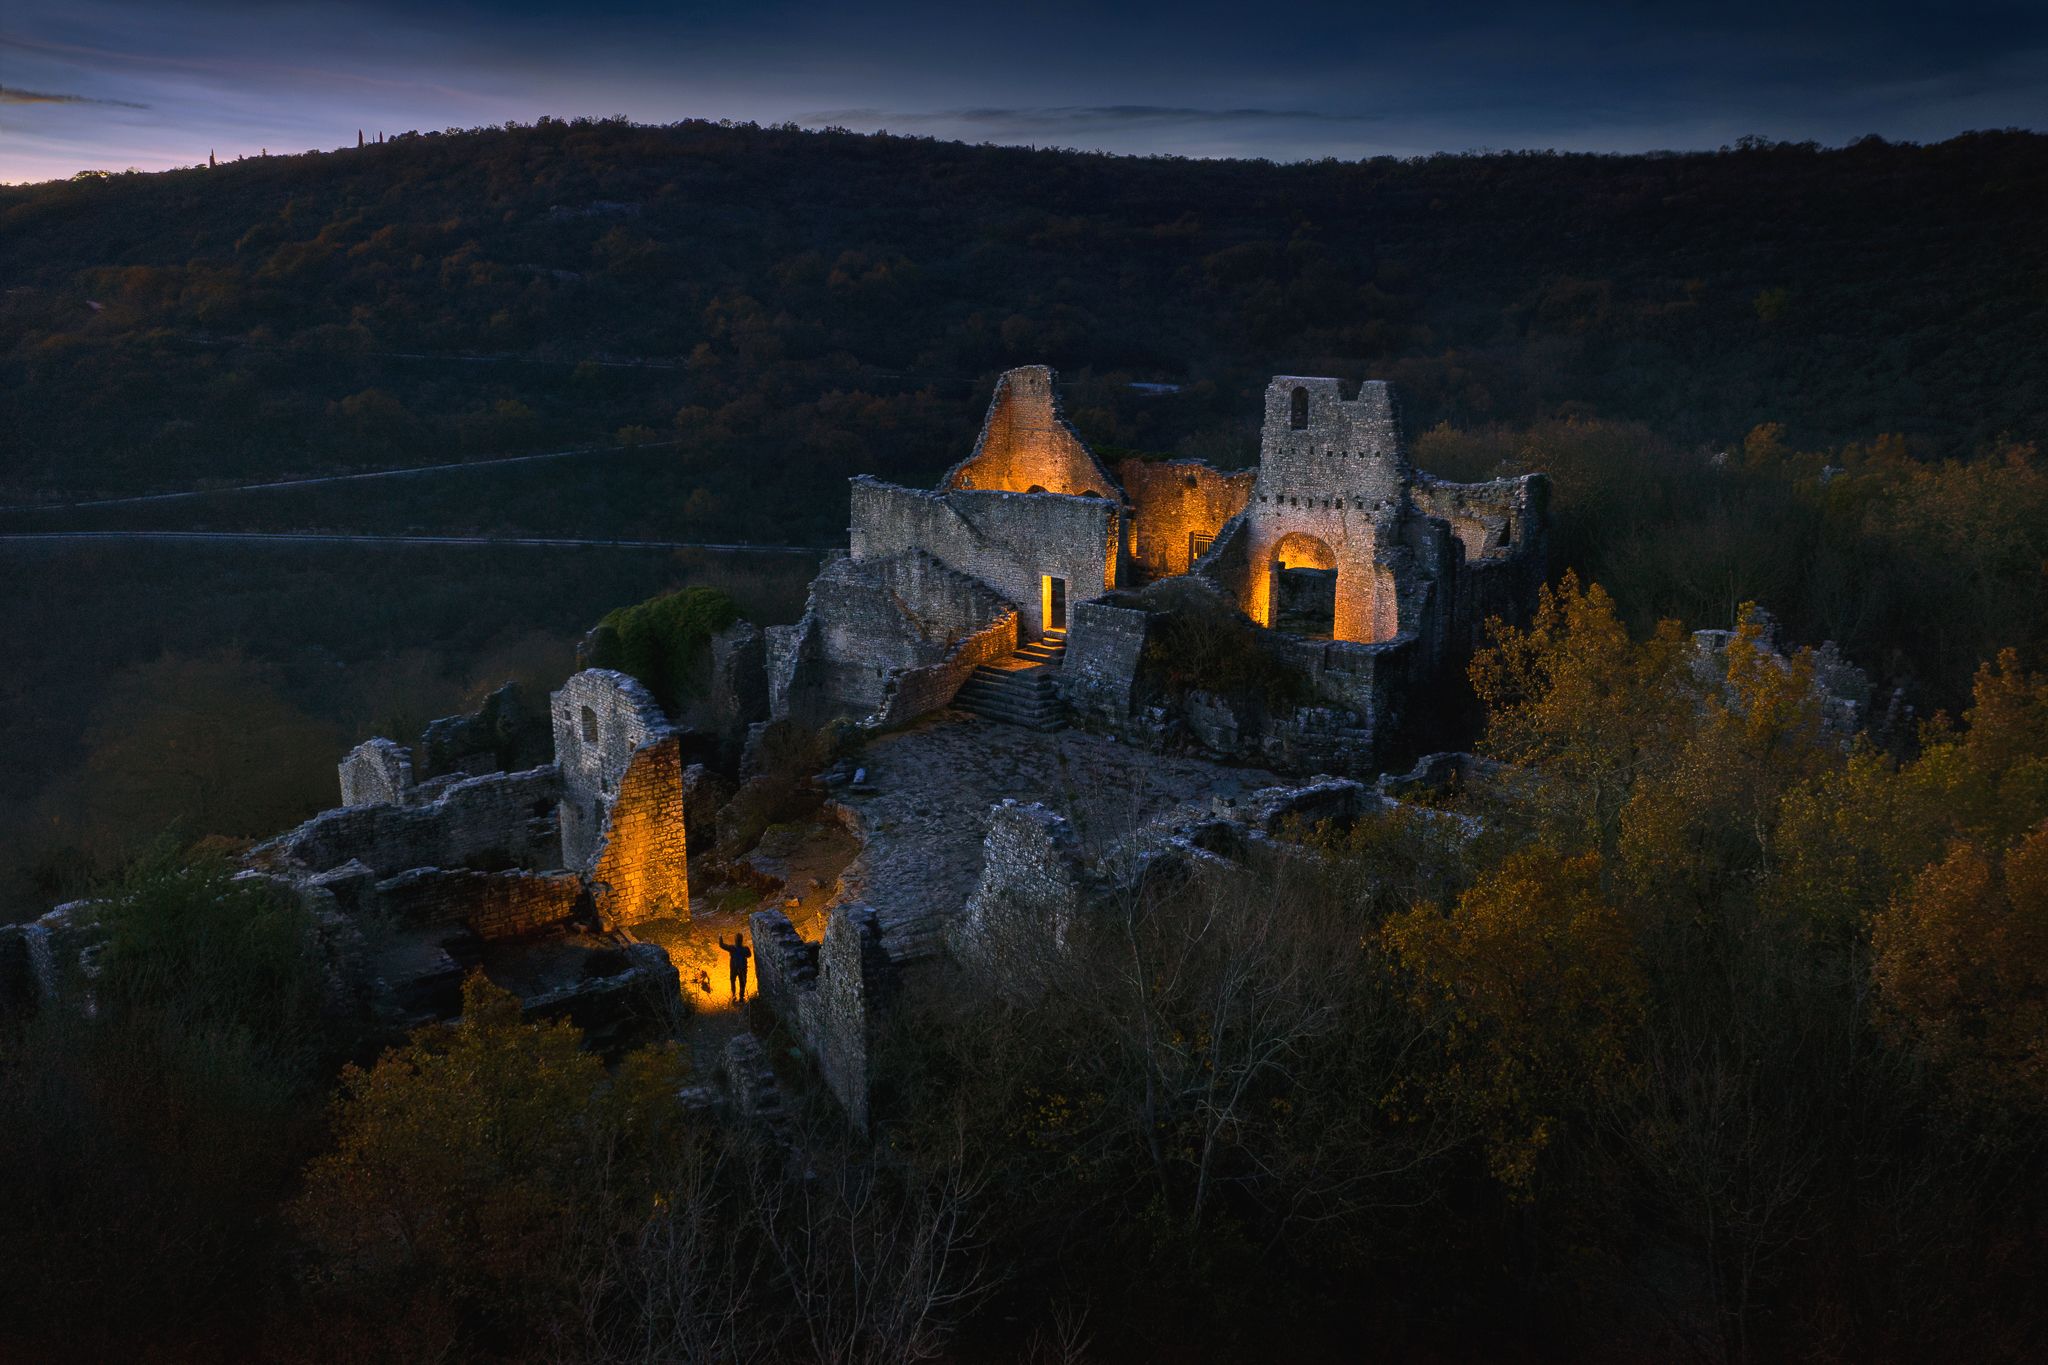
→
(952, 686, 1063, 716)
(962, 671, 1060, 696)
(951, 682, 1068, 731)
(953, 687, 1063, 718)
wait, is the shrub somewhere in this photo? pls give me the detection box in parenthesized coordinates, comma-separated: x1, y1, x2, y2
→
(585, 585, 739, 712)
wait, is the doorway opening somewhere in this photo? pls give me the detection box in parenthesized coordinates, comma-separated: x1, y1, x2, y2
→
(1041, 575, 1068, 633)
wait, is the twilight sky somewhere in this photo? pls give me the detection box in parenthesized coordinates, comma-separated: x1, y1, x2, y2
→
(3, 1, 2044, 183)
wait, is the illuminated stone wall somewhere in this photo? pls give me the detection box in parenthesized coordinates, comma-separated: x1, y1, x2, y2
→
(849, 477, 1119, 638)
(551, 669, 674, 871)
(940, 364, 1122, 499)
(551, 669, 687, 930)
(1118, 458, 1254, 578)
(586, 733, 689, 929)
(1229, 378, 1416, 644)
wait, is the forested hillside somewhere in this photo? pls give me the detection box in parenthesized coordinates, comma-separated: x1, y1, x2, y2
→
(4, 120, 2043, 525)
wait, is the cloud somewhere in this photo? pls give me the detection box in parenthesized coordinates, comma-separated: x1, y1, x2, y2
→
(0, 85, 148, 108)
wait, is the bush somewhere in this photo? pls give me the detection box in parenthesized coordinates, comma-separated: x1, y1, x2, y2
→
(585, 585, 739, 712)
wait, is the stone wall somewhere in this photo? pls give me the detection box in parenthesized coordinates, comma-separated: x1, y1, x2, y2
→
(339, 737, 414, 808)
(1411, 473, 1551, 653)
(870, 609, 1017, 729)
(780, 550, 1018, 728)
(551, 669, 675, 873)
(586, 733, 689, 929)
(255, 765, 563, 877)
(708, 620, 770, 738)
(416, 681, 552, 781)
(1060, 600, 1151, 726)
(940, 364, 1122, 500)
(1119, 458, 1254, 578)
(750, 901, 895, 1131)
(373, 866, 584, 939)
(849, 478, 1118, 639)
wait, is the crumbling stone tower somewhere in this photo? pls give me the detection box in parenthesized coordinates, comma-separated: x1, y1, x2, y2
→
(1237, 377, 1411, 643)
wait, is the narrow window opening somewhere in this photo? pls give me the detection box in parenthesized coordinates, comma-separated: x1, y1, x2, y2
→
(1289, 386, 1309, 430)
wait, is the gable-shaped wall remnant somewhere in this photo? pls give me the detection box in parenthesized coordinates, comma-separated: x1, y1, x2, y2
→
(941, 364, 1123, 500)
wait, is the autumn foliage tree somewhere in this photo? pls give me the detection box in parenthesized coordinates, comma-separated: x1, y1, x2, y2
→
(1383, 847, 1644, 1193)
(292, 974, 689, 1320)
(1873, 825, 2048, 1111)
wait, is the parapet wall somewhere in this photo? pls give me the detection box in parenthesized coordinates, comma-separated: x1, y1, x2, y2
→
(940, 364, 1122, 500)
(850, 477, 1118, 639)
(871, 610, 1018, 729)
(793, 550, 1019, 727)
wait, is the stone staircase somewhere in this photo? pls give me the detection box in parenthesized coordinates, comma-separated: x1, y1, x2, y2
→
(951, 629, 1069, 731)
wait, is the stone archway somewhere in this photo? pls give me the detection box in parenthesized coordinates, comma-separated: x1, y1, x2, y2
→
(1268, 532, 1338, 639)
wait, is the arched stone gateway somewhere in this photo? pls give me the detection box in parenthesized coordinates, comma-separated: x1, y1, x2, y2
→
(1268, 531, 1340, 638)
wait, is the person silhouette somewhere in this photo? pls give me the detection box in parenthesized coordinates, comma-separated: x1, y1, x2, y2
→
(717, 932, 752, 1003)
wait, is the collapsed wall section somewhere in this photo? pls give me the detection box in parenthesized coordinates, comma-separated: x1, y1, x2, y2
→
(416, 681, 552, 781)
(1411, 473, 1552, 652)
(369, 866, 585, 940)
(949, 802, 1090, 996)
(750, 901, 895, 1131)
(255, 765, 563, 877)
(940, 364, 1123, 500)
(850, 478, 1118, 639)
